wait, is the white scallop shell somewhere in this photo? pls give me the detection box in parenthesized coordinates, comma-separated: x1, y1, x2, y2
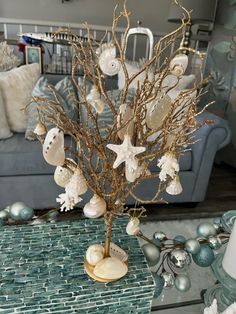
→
(93, 256, 128, 280)
(98, 45, 121, 76)
(86, 86, 105, 114)
(86, 244, 105, 266)
(43, 128, 65, 166)
(68, 168, 88, 195)
(146, 93, 172, 130)
(34, 122, 47, 136)
(166, 175, 183, 195)
(110, 243, 128, 262)
(126, 217, 140, 236)
(54, 165, 73, 187)
(117, 104, 134, 140)
(170, 54, 189, 77)
(83, 194, 106, 218)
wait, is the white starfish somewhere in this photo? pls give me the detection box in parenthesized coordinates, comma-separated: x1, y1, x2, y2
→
(107, 134, 146, 169)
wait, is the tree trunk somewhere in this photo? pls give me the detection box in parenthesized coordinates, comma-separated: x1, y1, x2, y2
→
(104, 212, 113, 258)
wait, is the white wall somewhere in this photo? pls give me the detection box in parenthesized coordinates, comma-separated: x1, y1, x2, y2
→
(0, 0, 174, 33)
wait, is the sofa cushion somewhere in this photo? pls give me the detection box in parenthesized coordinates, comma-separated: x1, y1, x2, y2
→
(25, 76, 78, 140)
(0, 64, 41, 133)
(0, 91, 13, 139)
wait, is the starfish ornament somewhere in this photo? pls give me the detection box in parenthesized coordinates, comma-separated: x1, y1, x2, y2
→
(107, 134, 146, 169)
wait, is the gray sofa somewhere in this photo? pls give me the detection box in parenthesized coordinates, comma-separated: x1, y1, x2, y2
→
(0, 74, 231, 210)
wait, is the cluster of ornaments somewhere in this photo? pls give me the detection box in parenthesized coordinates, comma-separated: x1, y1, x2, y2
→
(126, 213, 232, 297)
(0, 202, 34, 225)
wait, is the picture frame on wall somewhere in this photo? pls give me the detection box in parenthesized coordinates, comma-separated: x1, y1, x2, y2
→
(25, 46, 42, 72)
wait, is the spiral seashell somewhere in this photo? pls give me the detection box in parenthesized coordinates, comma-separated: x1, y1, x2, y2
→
(93, 256, 128, 280)
(117, 104, 134, 140)
(86, 244, 105, 266)
(43, 128, 65, 166)
(126, 217, 140, 236)
(34, 122, 47, 136)
(98, 44, 121, 76)
(83, 194, 106, 218)
(169, 54, 189, 77)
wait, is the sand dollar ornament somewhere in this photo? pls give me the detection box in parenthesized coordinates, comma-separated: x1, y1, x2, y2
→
(43, 128, 65, 166)
(86, 244, 105, 266)
(146, 92, 172, 130)
(169, 54, 189, 77)
(98, 43, 121, 76)
(83, 194, 106, 218)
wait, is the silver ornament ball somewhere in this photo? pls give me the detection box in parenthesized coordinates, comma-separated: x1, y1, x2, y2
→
(0, 210, 9, 220)
(185, 239, 201, 254)
(161, 272, 175, 289)
(142, 243, 160, 267)
(175, 274, 191, 292)
(197, 222, 216, 238)
(153, 231, 167, 242)
(9, 202, 26, 220)
(207, 236, 222, 250)
(169, 248, 191, 269)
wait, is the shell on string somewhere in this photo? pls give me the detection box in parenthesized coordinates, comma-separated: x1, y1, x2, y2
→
(93, 256, 128, 280)
(86, 85, 105, 114)
(86, 244, 105, 266)
(98, 43, 121, 76)
(169, 54, 189, 77)
(146, 92, 172, 130)
(117, 104, 134, 140)
(34, 122, 47, 136)
(83, 194, 106, 218)
(110, 242, 128, 262)
(126, 217, 140, 236)
(54, 165, 73, 188)
(43, 127, 65, 166)
(166, 175, 183, 195)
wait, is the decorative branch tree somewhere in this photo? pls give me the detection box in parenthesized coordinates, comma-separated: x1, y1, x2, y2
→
(33, 0, 211, 282)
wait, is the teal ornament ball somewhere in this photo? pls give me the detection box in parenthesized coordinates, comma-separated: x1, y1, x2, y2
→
(174, 235, 186, 244)
(175, 274, 191, 292)
(185, 239, 201, 254)
(142, 243, 160, 267)
(9, 202, 26, 220)
(192, 245, 215, 267)
(197, 222, 216, 238)
(152, 272, 164, 297)
(0, 210, 9, 220)
(19, 207, 34, 221)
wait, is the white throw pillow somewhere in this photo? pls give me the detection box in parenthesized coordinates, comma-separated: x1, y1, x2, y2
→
(0, 91, 13, 139)
(0, 64, 40, 132)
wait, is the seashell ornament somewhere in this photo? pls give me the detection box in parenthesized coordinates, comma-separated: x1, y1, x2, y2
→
(86, 85, 105, 114)
(146, 92, 172, 130)
(126, 217, 140, 236)
(34, 121, 47, 136)
(54, 165, 73, 188)
(83, 194, 106, 218)
(86, 244, 105, 266)
(117, 103, 134, 140)
(93, 256, 128, 280)
(166, 175, 183, 195)
(98, 43, 121, 76)
(109, 243, 128, 263)
(169, 54, 189, 77)
(43, 128, 65, 166)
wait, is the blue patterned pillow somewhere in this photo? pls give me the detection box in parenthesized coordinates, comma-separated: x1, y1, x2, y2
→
(25, 76, 78, 140)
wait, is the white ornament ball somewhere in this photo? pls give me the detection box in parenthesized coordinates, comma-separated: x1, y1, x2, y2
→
(0, 210, 9, 220)
(9, 202, 26, 220)
(86, 244, 105, 266)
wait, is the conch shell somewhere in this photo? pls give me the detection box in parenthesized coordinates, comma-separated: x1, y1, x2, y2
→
(86, 244, 104, 266)
(83, 194, 106, 218)
(117, 103, 134, 140)
(169, 54, 188, 77)
(86, 85, 105, 114)
(98, 43, 121, 76)
(126, 217, 140, 236)
(93, 256, 128, 280)
(43, 127, 65, 166)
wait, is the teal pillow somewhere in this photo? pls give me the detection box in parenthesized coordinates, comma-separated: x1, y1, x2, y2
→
(25, 76, 78, 140)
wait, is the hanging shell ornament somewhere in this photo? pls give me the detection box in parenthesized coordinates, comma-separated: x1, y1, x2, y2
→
(83, 194, 106, 218)
(98, 43, 121, 76)
(93, 256, 128, 280)
(54, 165, 74, 188)
(169, 54, 189, 77)
(34, 121, 47, 136)
(56, 168, 88, 211)
(86, 244, 105, 266)
(126, 217, 140, 236)
(109, 243, 128, 263)
(43, 127, 65, 166)
(117, 104, 134, 140)
(146, 92, 172, 130)
(86, 85, 105, 114)
(166, 175, 183, 195)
